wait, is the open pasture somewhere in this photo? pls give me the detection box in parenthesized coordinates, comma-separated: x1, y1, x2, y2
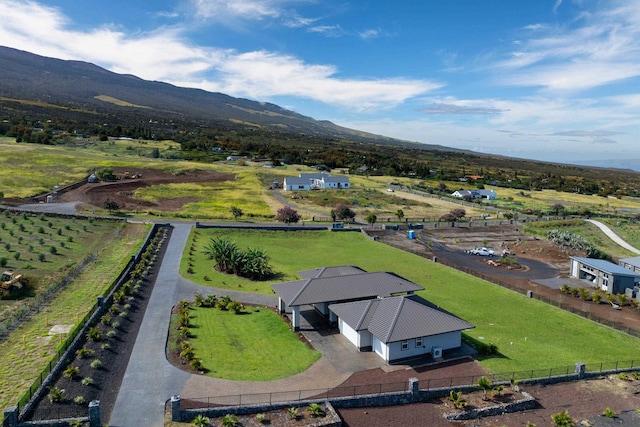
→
(182, 228, 640, 373)
(0, 211, 131, 326)
(0, 221, 148, 415)
(482, 185, 640, 215)
(524, 218, 639, 259)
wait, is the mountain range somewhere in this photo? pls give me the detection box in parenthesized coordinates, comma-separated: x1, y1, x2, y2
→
(0, 46, 464, 152)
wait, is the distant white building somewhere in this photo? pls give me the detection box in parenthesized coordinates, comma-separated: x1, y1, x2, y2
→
(283, 173, 350, 191)
(451, 189, 497, 200)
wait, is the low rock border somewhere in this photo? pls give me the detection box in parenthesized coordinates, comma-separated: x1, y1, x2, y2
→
(444, 390, 536, 421)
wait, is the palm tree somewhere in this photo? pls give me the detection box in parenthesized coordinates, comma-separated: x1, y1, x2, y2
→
(551, 410, 575, 426)
(191, 414, 209, 427)
(447, 390, 467, 409)
(477, 376, 493, 400)
(203, 237, 239, 274)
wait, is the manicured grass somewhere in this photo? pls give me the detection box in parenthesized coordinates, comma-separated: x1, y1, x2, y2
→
(0, 222, 148, 416)
(181, 228, 640, 373)
(188, 306, 320, 381)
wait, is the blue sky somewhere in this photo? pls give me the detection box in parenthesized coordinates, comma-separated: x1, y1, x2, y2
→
(1, 0, 639, 165)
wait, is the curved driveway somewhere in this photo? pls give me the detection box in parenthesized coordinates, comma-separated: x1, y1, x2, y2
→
(109, 223, 364, 427)
(110, 223, 283, 426)
(586, 219, 640, 255)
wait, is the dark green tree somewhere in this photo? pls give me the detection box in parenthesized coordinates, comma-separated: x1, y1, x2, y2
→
(333, 203, 356, 222)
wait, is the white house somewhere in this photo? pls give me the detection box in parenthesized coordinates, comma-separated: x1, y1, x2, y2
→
(271, 267, 422, 331)
(271, 266, 474, 363)
(283, 173, 350, 191)
(329, 295, 474, 363)
(451, 189, 497, 200)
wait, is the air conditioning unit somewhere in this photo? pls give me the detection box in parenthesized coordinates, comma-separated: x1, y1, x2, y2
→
(432, 347, 442, 358)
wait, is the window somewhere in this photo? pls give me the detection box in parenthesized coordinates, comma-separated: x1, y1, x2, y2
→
(416, 337, 423, 348)
(401, 340, 408, 350)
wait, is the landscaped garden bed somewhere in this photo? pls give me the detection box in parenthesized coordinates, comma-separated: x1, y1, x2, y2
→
(23, 226, 171, 424)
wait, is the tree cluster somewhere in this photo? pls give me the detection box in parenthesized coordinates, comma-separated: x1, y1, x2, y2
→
(439, 208, 466, 222)
(203, 237, 274, 280)
(331, 204, 356, 222)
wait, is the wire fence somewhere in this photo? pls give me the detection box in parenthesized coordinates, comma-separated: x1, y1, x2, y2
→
(0, 254, 96, 342)
(432, 255, 640, 339)
(182, 359, 640, 411)
(13, 224, 168, 420)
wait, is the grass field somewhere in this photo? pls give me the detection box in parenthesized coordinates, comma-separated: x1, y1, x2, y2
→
(0, 222, 148, 415)
(523, 218, 638, 259)
(4, 137, 640, 222)
(181, 228, 640, 373)
(188, 306, 320, 381)
(0, 212, 131, 324)
(597, 217, 640, 251)
(478, 185, 640, 216)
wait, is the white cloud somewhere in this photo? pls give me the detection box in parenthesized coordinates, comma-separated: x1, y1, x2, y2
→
(0, 0, 438, 112)
(495, 0, 640, 92)
(308, 25, 346, 38)
(192, 0, 281, 21)
(358, 29, 380, 40)
(203, 51, 441, 110)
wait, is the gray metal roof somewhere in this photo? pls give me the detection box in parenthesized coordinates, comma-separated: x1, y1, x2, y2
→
(329, 295, 474, 344)
(323, 176, 350, 183)
(620, 256, 640, 268)
(571, 256, 640, 277)
(298, 266, 366, 280)
(284, 176, 312, 186)
(271, 271, 424, 307)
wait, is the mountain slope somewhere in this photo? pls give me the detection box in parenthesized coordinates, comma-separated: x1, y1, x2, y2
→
(0, 46, 455, 150)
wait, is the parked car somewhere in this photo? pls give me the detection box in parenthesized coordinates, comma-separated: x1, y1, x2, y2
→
(468, 247, 495, 256)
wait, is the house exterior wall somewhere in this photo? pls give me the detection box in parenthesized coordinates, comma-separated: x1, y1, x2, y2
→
(612, 275, 636, 295)
(283, 174, 349, 191)
(283, 178, 310, 191)
(359, 330, 373, 349)
(374, 331, 462, 363)
(571, 258, 637, 294)
(339, 319, 360, 348)
(620, 260, 640, 274)
(423, 331, 462, 352)
(372, 337, 388, 361)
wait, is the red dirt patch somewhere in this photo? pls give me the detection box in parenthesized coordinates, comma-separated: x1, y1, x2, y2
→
(57, 167, 235, 212)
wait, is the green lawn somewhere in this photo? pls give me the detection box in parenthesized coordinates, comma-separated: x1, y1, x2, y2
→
(181, 228, 640, 373)
(188, 306, 320, 381)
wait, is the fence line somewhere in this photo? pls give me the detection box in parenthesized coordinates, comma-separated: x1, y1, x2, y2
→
(14, 223, 169, 421)
(431, 255, 640, 338)
(181, 359, 640, 411)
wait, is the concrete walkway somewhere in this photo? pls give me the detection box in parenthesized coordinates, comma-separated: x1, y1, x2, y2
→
(585, 219, 640, 255)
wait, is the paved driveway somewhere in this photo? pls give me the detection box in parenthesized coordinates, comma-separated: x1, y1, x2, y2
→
(109, 223, 377, 426)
